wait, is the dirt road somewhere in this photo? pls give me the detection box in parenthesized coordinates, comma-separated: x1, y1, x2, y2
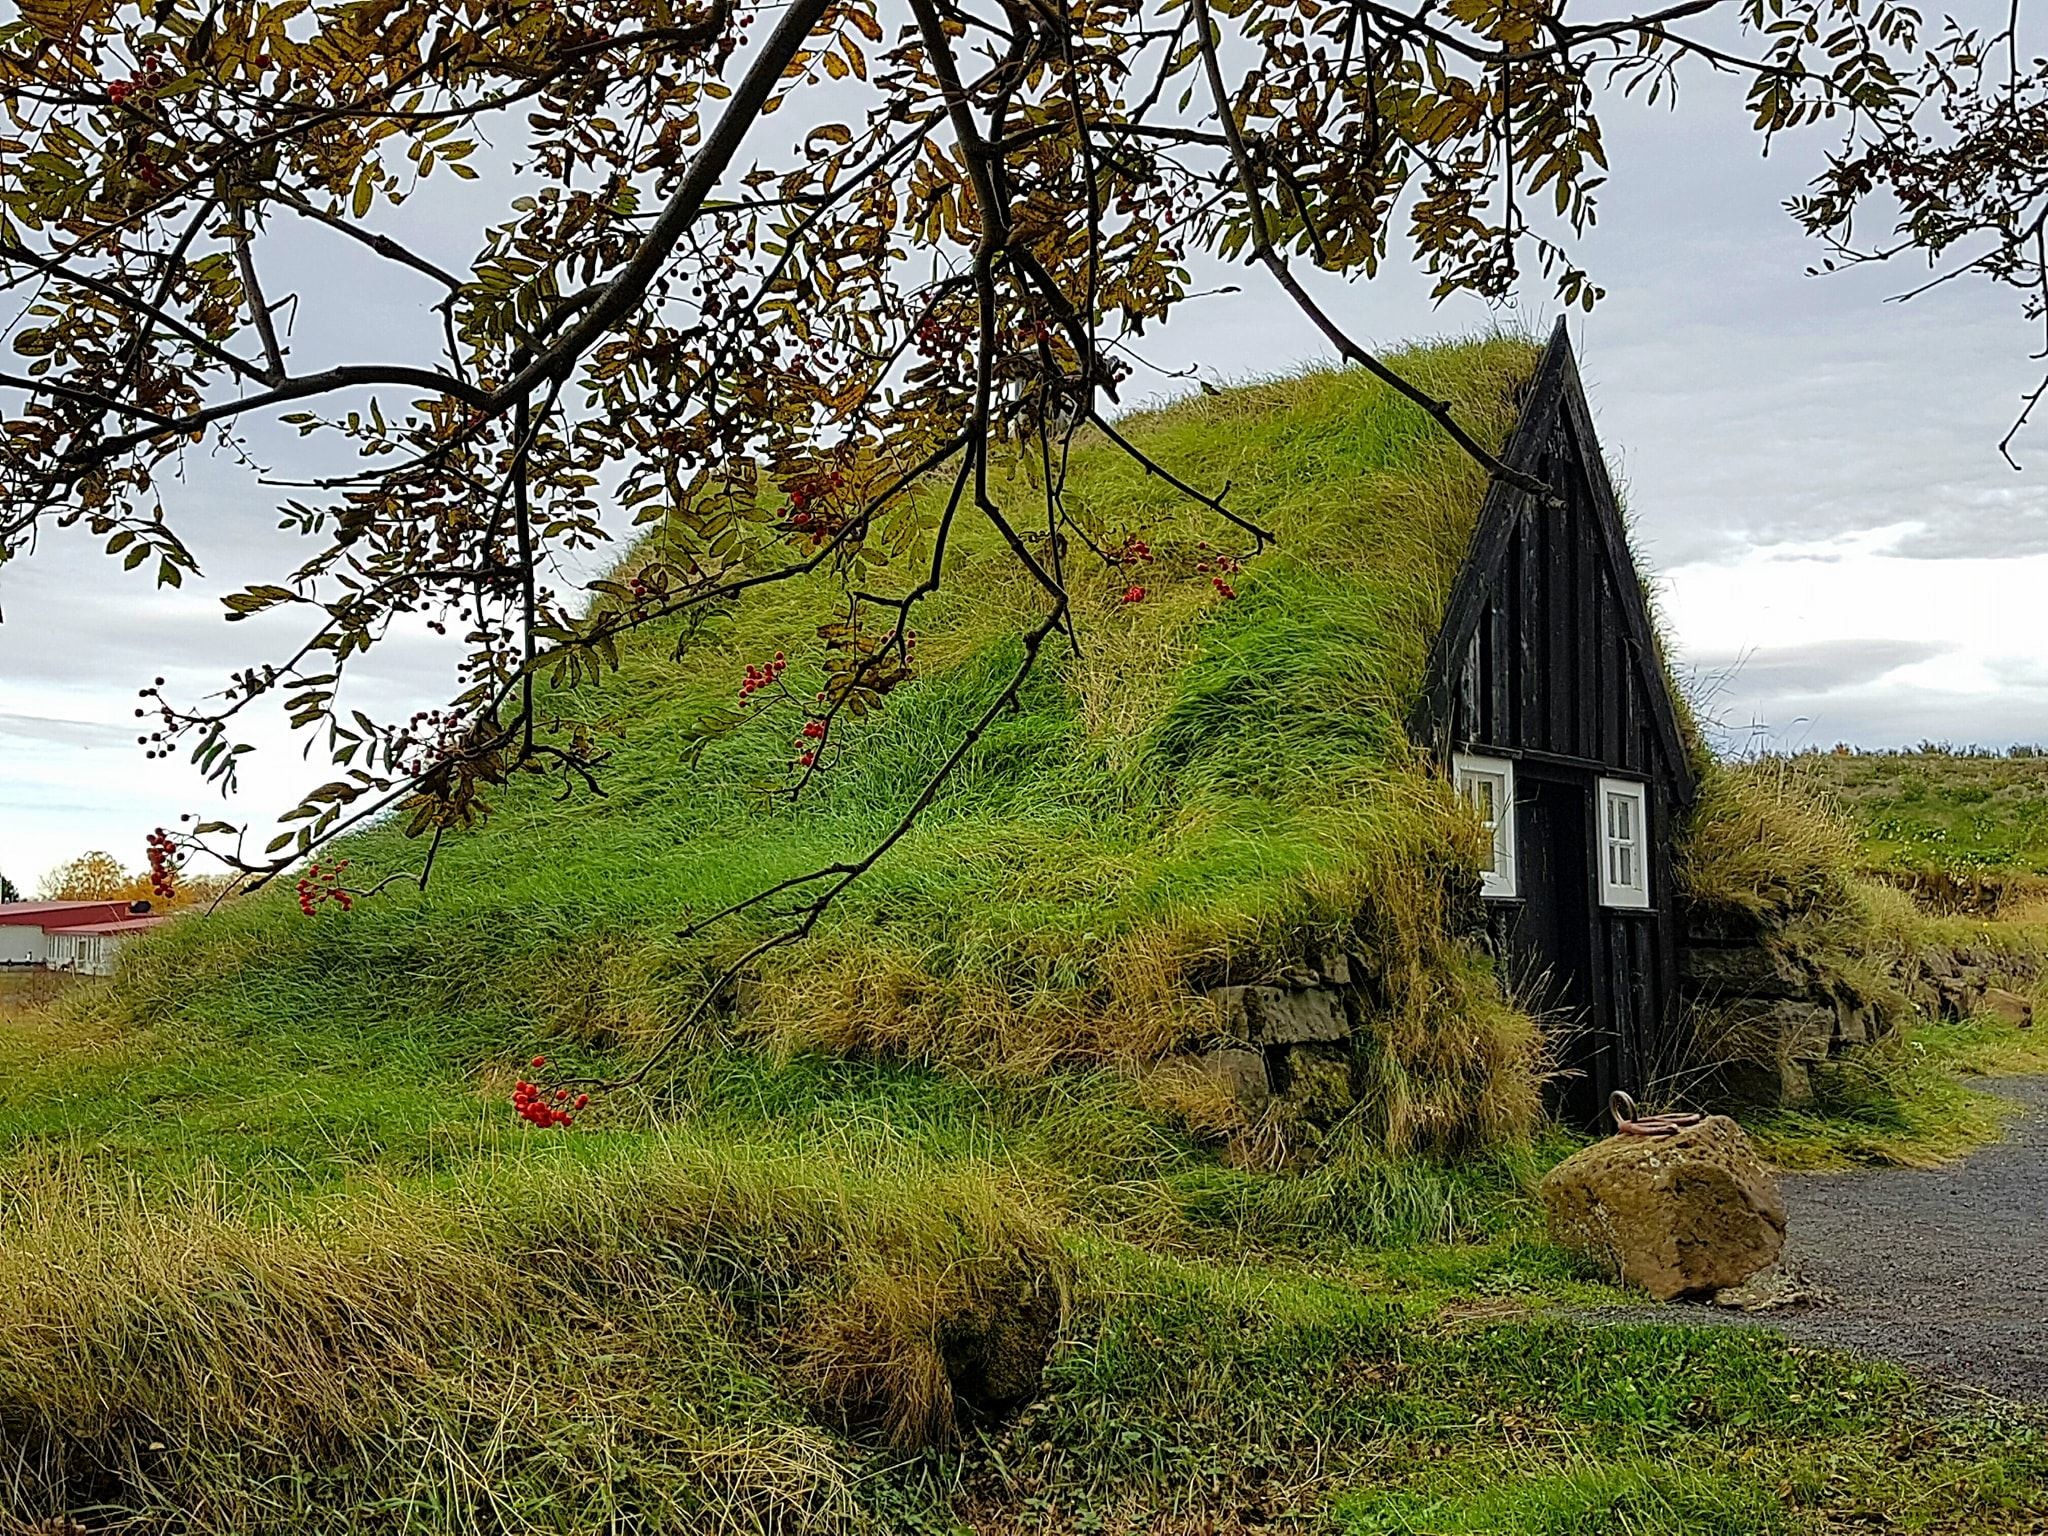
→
(1705, 1077, 2048, 1403)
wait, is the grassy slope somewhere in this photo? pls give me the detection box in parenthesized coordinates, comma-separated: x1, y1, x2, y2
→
(39, 335, 1539, 1196)
(1791, 749, 2048, 880)
(2, 340, 2043, 1532)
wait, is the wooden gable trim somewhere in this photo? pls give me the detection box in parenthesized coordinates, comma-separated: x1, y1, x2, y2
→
(1411, 318, 1697, 807)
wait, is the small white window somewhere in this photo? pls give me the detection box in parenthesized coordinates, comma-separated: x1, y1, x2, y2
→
(1454, 753, 1517, 899)
(1598, 777, 1651, 909)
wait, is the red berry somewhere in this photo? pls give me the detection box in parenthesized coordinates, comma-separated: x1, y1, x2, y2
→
(531, 1056, 546, 1068)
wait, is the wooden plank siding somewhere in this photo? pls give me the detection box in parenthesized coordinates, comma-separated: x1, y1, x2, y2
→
(1412, 319, 1697, 1128)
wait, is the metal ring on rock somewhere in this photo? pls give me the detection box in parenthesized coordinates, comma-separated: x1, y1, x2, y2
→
(1609, 1090, 1704, 1138)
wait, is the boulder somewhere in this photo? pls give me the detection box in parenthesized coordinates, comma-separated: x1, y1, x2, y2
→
(1938, 976, 1987, 1022)
(1831, 994, 1872, 1048)
(1982, 987, 2035, 1030)
(1715, 1052, 1812, 1110)
(1308, 948, 1354, 987)
(1541, 1116, 1788, 1301)
(1686, 906, 1770, 945)
(1197, 1043, 1271, 1112)
(1718, 997, 1836, 1064)
(1266, 1043, 1355, 1119)
(1916, 944, 1958, 982)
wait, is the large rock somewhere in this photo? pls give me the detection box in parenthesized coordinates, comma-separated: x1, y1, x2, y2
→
(1541, 1116, 1787, 1300)
(1680, 943, 1812, 999)
(1714, 1051, 1812, 1110)
(1196, 1043, 1271, 1113)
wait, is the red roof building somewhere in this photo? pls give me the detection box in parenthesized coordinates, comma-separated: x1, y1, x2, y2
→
(42, 913, 167, 975)
(0, 899, 157, 971)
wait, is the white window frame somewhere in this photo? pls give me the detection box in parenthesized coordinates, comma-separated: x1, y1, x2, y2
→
(1453, 753, 1517, 899)
(1598, 777, 1651, 909)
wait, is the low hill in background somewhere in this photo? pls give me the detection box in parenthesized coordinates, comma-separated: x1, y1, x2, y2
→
(1788, 748, 2048, 914)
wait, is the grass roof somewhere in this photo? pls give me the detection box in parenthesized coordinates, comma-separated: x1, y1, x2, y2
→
(89, 332, 1545, 1157)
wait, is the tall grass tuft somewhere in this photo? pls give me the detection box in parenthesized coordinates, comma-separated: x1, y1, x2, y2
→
(0, 1142, 1065, 1528)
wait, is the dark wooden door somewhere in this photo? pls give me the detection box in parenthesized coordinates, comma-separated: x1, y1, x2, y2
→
(1502, 774, 1603, 1125)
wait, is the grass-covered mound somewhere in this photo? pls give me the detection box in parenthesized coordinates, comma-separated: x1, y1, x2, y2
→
(7, 338, 2046, 1533)
(99, 333, 1544, 1165)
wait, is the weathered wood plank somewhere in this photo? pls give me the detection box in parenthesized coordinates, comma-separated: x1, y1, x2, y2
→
(1546, 467, 1573, 754)
(1598, 565, 1621, 766)
(1573, 476, 1599, 761)
(1516, 514, 1541, 749)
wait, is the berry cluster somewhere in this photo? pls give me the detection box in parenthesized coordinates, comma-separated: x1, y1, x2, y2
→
(1113, 535, 1153, 566)
(511, 1057, 587, 1129)
(1196, 546, 1244, 601)
(1121, 584, 1147, 604)
(787, 470, 844, 510)
(134, 677, 175, 759)
(786, 470, 850, 546)
(739, 651, 788, 701)
(145, 827, 177, 901)
(295, 860, 353, 916)
(396, 707, 474, 779)
(107, 50, 164, 107)
(913, 309, 974, 362)
(794, 716, 828, 769)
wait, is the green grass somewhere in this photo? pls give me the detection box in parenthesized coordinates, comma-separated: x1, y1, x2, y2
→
(55, 334, 1542, 1186)
(1789, 748, 2048, 884)
(1744, 1015, 2048, 1170)
(2, 338, 2044, 1531)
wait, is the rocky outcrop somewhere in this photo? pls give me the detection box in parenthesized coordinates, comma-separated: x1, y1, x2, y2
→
(1541, 1116, 1787, 1300)
(1896, 943, 2040, 1025)
(1680, 913, 1898, 1109)
(1685, 913, 2040, 1108)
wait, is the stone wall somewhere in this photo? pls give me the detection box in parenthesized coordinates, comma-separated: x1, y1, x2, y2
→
(1682, 911, 2035, 1109)
(1679, 909, 1895, 1107)
(1180, 915, 2041, 1125)
(1896, 942, 2038, 1027)
(1187, 952, 1364, 1121)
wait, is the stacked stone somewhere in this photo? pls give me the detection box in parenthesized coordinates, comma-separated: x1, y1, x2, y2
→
(1679, 911, 1894, 1109)
(1194, 953, 1360, 1119)
(1683, 913, 2037, 1108)
(1896, 943, 2036, 1029)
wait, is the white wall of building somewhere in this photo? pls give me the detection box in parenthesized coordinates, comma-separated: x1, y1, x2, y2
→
(44, 932, 117, 976)
(0, 927, 45, 966)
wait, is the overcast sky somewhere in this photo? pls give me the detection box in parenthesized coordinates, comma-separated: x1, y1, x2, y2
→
(4, 54, 2046, 893)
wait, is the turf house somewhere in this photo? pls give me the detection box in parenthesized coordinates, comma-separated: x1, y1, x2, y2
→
(1412, 319, 1698, 1127)
(87, 317, 1716, 1160)
(7, 325, 1949, 1529)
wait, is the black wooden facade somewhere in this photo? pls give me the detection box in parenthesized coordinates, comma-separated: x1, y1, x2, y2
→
(1411, 320, 1697, 1127)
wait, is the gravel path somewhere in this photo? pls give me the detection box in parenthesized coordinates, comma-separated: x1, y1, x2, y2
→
(1672, 1077, 2048, 1403)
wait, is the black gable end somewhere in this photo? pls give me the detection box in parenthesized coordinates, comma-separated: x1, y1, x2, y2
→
(1412, 318, 1695, 805)
(1408, 318, 1697, 1129)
